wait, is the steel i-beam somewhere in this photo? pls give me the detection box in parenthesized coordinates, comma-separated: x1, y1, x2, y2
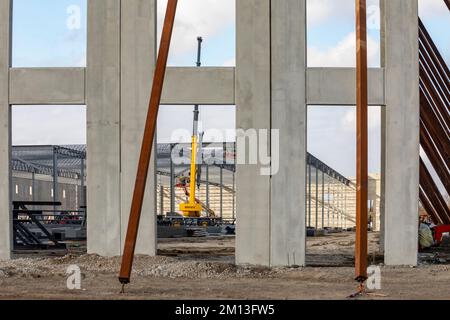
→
(355, 0, 368, 283)
(119, 0, 178, 285)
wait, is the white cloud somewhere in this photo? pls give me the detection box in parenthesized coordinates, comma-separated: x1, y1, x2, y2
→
(307, 0, 380, 27)
(308, 32, 380, 67)
(341, 106, 381, 131)
(158, 0, 235, 57)
(222, 57, 235, 67)
(307, 0, 338, 27)
(419, 0, 449, 20)
(12, 106, 86, 145)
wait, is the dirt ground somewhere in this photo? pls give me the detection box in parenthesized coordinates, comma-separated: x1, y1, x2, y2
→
(1, 232, 449, 300)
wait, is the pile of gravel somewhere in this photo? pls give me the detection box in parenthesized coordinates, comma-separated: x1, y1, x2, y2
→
(0, 254, 284, 280)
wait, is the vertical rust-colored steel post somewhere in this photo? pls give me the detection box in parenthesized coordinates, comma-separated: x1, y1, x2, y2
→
(355, 0, 368, 282)
(119, 0, 178, 285)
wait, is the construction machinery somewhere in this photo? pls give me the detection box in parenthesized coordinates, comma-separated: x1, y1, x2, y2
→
(179, 37, 204, 218)
(432, 225, 450, 246)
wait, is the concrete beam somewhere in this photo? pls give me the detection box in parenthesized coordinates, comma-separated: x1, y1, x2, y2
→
(381, 0, 419, 266)
(161, 67, 235, 105)
(0, 0, 11, 260)
(9, 68, 85, 105)
(6, 66, 390, 107)
(86, 0, 121, 256)
(235, 0, 271, 266)
(270, 0, 306, 267)
(7, 66, 234, 106)
(307, 68, 385, 106)
(120, 0, 157, 256)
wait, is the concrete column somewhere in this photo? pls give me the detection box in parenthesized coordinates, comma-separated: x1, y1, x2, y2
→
(308, 164, 312, 226)
(236, 0, 307, 267)
(80, 158, 85, 207)
(120, 0, 157, 256)
(315, 168, 319, 228)
(379, 125, 386, 248)
(170, 144, 175, 213)
(0, 0, 11, 260)
(327, 180, 330, 227)
(87, 0, 157, 256)
(220, 165, 224, 219)
(381, 0, 420, 266)
(379, 2, 387, 254)
(206, 165, 209, 207)
(86, 0, 122, 256)
(321, 170, 325, 229)
(235, 0, 271, 266)
(52, 148, 58, 212)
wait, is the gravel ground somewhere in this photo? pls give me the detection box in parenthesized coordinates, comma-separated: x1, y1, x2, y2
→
(0, 232, 449, 300)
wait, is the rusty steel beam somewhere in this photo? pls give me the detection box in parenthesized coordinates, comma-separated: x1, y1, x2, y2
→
(419, 44, 450, 104)
(355, 0, 368, 283)
(419, 187, 442, 225)
(419, 66, 450, 128)
(119, 0, 178, 285)
(419, 158, 450, 224)
(420, 89, 450, 163)
(419, 21, 450, 85)
(421, 121, 450, 195)
(419, 19, 450, 81)
(419, 41, 450, 106)
(419, 40, 450, 101)
(420, 158, 450, 220)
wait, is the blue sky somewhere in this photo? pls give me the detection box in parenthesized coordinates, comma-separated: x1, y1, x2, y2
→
(11, 0, 450, 177)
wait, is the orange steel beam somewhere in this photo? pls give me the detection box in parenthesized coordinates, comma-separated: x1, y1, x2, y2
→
(419, 19, 450, 77)
(420, 89, 450, 162)
(119, 0, 178, 285)
(419, 66, 450, 129)
(419, 158, 450, 224)
(420, 121, 450, 195)
(355, 0, 368, 282)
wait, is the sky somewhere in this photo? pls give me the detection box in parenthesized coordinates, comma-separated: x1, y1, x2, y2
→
(10, 0, 450, 178)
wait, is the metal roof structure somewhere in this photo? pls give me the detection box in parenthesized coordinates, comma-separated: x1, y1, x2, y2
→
(12, 145, 86, 180)
(11, 144, 350, 186)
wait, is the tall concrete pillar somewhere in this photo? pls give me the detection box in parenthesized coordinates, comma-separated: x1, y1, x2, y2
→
(0, 0, 11, 260)
(87, 0, 157, 256)
(236, 0, 306, 267)
(120, 0, 157, 256)
(235, 0, 272, 266)
(381, 0, 420, 266)
(379, 107, 386, 252)
(87, 0, 122, 256)
(271, 0, 307, 266)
